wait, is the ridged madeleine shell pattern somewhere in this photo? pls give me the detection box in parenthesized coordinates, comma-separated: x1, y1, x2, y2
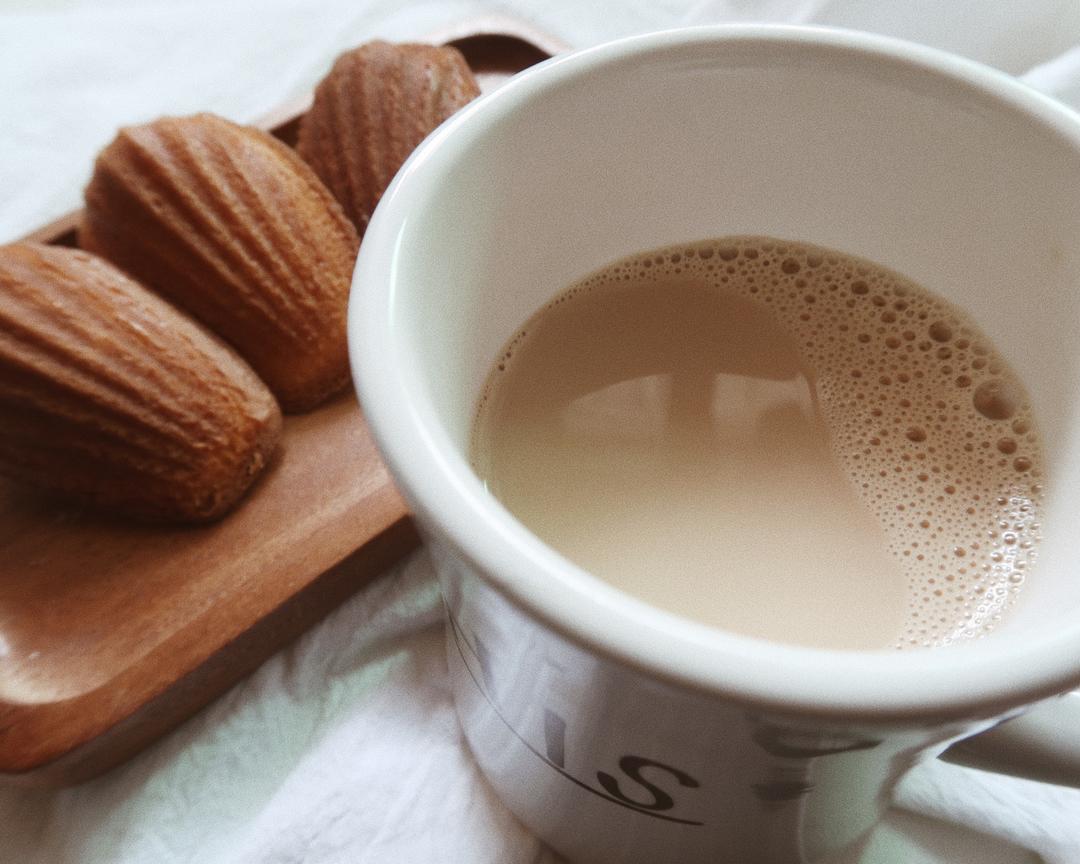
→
(81, 113, 359, 413)
(297, 41, 480, 232)
(0, 243, 282, 522)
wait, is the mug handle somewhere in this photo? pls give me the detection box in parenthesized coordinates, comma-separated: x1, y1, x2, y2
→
(940, 690, 1080, 787)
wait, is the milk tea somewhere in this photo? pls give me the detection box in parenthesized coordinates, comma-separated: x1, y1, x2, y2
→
(470, 238, 1044, 650)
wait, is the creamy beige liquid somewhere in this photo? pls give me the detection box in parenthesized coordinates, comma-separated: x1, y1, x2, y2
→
(470, 238, 1044, 650)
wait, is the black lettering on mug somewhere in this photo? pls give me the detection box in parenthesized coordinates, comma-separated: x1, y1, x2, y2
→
(596, 756, 700, 812)
(471, 629, 496, 693)
(750, 724, 881, 759)
(544, 709, 567, 769)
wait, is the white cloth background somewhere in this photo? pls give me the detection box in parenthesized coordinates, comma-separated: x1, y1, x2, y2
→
(2, 2, 1080, 862)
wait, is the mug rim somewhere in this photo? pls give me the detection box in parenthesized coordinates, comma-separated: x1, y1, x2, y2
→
(350, 23, 1080, 721)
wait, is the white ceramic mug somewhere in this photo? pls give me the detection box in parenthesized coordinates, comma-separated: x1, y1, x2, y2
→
(350, 25, 1080, 863)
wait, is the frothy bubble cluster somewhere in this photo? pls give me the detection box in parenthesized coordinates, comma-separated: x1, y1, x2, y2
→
(514, 237, 1045, 650)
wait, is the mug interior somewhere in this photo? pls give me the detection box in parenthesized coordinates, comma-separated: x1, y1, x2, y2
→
(352, 26, 1080, 715)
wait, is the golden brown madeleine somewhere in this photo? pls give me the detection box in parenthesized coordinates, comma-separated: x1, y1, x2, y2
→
(81, 113, 359, 413)
(0, 243, 282, 522)
(297, 41, 480, 232)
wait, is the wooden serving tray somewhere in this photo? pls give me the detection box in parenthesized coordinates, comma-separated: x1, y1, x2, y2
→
(0, 18, 564, 787)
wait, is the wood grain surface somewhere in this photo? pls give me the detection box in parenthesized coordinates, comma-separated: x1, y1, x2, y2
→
(0, 18, 564, 786)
